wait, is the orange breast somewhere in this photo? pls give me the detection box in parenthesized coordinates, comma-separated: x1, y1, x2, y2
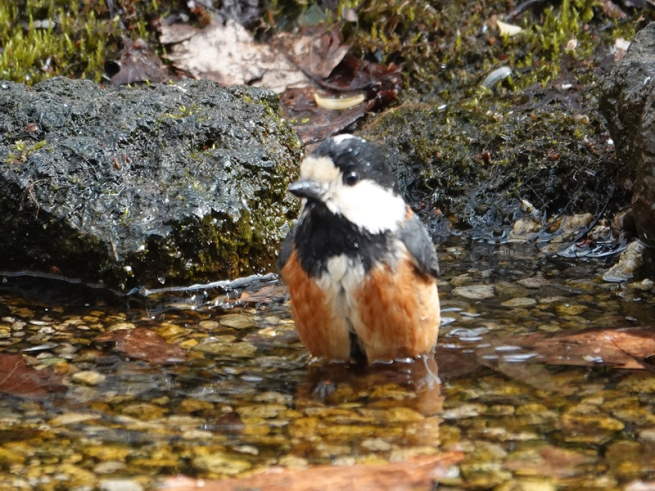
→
(280, 251, 351, 361)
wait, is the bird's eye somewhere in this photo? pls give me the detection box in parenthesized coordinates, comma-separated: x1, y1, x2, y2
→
(344, 171, 359, 186)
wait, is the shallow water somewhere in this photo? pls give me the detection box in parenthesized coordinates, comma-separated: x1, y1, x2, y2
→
(1, 237, 655, 490)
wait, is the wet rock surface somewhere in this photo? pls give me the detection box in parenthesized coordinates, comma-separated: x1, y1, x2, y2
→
(0, 78, 301, 290)
(601, 22, 655, 247)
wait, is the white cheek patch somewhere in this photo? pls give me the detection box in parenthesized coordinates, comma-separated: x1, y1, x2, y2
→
(300, 156, 339, 183)
(328, 179, 406, 234)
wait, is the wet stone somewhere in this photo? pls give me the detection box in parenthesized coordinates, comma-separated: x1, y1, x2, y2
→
(442, 404, 486, 420)
(192, 451, 252, 475)
(99, 479, 144, 491)
(108, 323, 135, 332)
(71, 370, 106, 386)
(177, 399, 214, 414)
(218, 314, 258, 329)
(193, 337, 257, 357)
(237, 404, 287, 419)
(49, 413, 100, 426)
(198, 321, 220, 330)
(94, 461, 127, 474)
(278, 454, 309, 468)
(555, 304, 588, 316)
(501, 297, 537, 308)
(452, 285, 495, 300)
(495, 282, 530, 297)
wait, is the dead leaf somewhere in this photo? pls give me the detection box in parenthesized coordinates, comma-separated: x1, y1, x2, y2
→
(95, 327, 188, 365)
(281, 55, 402, 143)
(0, 353, 66, 399)
(159, 22, 198, 44)
(603, 0, 627, 19)
(272, 29, 350, 80)
(162, 19, 310, 93)
(106, 38, 170, 86)
(282, 88, 370, 143)
(162, 20, 401, 142)
(159, 452, 465, 491)
(511, 327, 655, 370)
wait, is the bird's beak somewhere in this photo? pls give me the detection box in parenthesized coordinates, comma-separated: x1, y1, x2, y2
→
(288, 179, 327, 201)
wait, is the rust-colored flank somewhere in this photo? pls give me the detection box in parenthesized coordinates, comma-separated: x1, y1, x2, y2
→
(354, 257, 440, 362)
(281, 251, 351, 361)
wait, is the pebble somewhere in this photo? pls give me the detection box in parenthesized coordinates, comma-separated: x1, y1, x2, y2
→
(99, 479, 143, 491)
(71, 371, 106, 386)
(501, 297, 537, 308)
(555, 304, 587, 316)
(237, 404, 287, 419)
(603, 240, 647, 282)
(192, 451, 252, 474)
(94, 461, 127, 474)
(108, 323, 136, 332)
(278, 454, 309, 469)
(517, 276, 548, 289)
(452, 285, 495, 300)
(218, 314, 257, 329)
(442, 404, 486, 419)
(49, 413, 100, 426)
(360, 438, 392, 451)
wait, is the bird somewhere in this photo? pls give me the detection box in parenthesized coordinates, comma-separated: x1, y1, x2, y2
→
(278, 134, 440, 364)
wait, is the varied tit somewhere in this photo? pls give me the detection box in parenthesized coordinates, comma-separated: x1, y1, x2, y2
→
(278, 135, 440, 364)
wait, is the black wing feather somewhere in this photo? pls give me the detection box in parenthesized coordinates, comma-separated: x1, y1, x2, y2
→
(277, 226, 296, 272)
(398, 215, 439, 278)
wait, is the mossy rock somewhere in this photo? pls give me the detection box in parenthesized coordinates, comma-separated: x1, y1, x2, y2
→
(0, 78, 301, 290)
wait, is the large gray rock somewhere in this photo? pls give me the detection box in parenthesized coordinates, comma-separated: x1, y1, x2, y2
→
(600, 23, 655, 246)
(0, 78, 301, 290)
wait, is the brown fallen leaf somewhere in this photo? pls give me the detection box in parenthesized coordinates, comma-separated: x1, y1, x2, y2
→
(272, 29, 350, 80)
(106, 38, 170, 86)
(490, 327, 655, 370)
(282, 87, 370, 143)
(280, 54, 402, 143)
(95, 327, 188, 365)
(162, 18, 401, 142)
(162, 19, 310, 93)
(159, 452, 465, 491)
(514, 328, 655, 369)
(0, 353, 66, 399)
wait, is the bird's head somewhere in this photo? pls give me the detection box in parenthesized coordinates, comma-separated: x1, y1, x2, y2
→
(289, 135, 406, 234)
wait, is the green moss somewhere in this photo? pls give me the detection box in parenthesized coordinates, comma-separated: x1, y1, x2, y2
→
(0, 0, 168, 85)
(5, 139, 47, 163)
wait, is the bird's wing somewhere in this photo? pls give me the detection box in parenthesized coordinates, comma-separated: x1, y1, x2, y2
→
(398, 214, 439, 278)
(277, 227, 296, 272)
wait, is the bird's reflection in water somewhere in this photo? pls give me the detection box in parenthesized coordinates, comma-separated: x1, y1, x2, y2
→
(292, 356, 444, 455)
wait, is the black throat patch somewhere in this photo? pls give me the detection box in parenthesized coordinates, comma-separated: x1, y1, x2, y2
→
(294, 201, 390, 278)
